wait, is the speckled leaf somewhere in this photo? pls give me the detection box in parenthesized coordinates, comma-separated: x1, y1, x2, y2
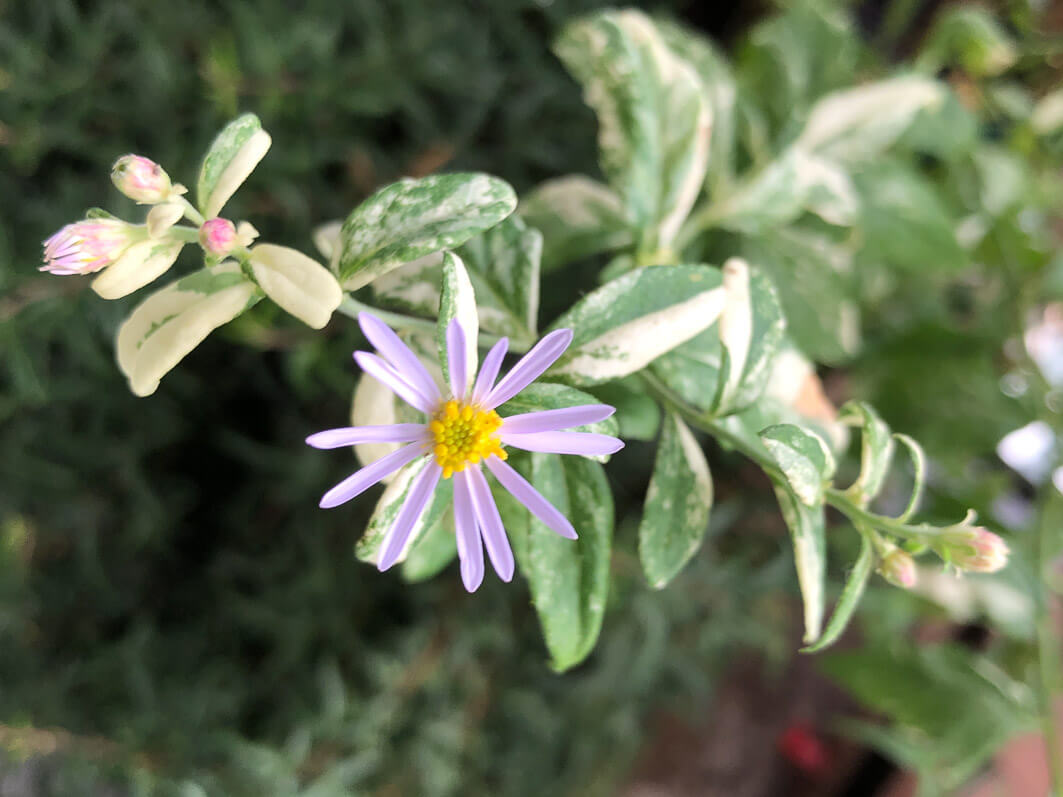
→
(337, 173, 517, 290)
(435, 251, 478, 394)
(802, 533, 872, 654)
(648, 326, 722, 413)
(547, 265, 725, 386)
(555, 10, 711, 251)
(116, 263, 262, 397)
(355, 458, 453, 566)
(520, 176, 634, 271)
(796, 76, 946, 164)
(639, 412, 713, 588)
(197, 113, 272, 218)
(711, 148, 859, 234)
(774, 483, 826, 644)
(401, 511, 457, 582)
(713, 258, 786, 416)
(501, 453, 613, 672)
(760, 423, 835, 507)
(498, 383, 619, 463)
(458, 215, 541, 342)
(840, 401, 895, 507)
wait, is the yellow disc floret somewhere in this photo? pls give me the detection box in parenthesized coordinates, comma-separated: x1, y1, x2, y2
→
(429, 399, 507, 479)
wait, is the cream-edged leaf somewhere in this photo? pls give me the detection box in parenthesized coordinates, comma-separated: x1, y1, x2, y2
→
(91, 239, 184, 300)
(197, 114, 272, 218)
(116, 263, 261, 396)
(435, 251, 478, 394)
(248, 244, 342, 329)
(760, 423, 836, 507)
(775, 484, 826, 644)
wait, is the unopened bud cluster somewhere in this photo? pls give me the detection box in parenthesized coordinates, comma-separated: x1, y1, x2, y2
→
(111, 155, 184, 204)
(878, 547, 917, 589)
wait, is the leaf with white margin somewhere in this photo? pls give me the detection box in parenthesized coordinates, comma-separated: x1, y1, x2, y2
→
(355, 458, 453, 565)
(458, 215, 541, 341)
(499, 452, 613, 672)
(92, 239, 184, 300)
(760, 423, 836, 507)
(555, 9, 711, 250)
(639, 412, 713, 589)
(197, 113, 272, 218)
(547, 264, 725, 386)
(248, 244, 342, 329)
(840, 401, 895, 507)
(711, 148, 859, 234)
(714, 258, 786, 416)
(774, 483, 826, 644)
(401, 511, 457, 582)
(337, 173, 517, 290)
(497, 383, 619, 464)
(116, 263, 262, 397)
(796, 75, 946, 164)
(802, 533, 872, 654)
(519, 176, 633, 271)
(435, 251, 478, 394)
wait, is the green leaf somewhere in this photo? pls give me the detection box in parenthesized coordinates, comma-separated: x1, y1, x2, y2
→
(712, 148, 859, 233)
(774, 483, 827, 644)
(639, 412, 713, 588)
(713, 258, 786, 415)
(458, 215, 541, 342)
(586, 377, 661, 441)
(116, 263, 262, 397)
(197, 113, 272, 218)
(498, 383, 619, 463)
(520, 177, 634, 271)
(796, 75, 946, 164)
(401, 512, 457, 583)
(854, 161, 965, 272)
(801, 534, 872, 653)
(337, 173, 517, 290)
(839, 401, 894, 507)
(555, 10, 711, 251)
(892, 433, 926, 523)
(501, 453, 613, 672)
(918, 6, 1016, 77)
(435, 251, 478, 394)
(760, 424, 835, 506)
(356, 459, 454, 565)
(547, 264, 725, 386)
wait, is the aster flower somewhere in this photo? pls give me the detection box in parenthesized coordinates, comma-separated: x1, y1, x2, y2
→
(41, 219, 137, 275)
(307, 313, 624, 591)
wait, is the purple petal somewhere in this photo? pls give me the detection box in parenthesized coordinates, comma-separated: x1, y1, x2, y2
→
(453, 473, 485, 592)
(446, 318, 467, 399)
(473, 337, 508, 403)
(358, 313, 441, 403)
(306, 423, 428, 450)
(319, 443, 428, 509)
(377, 462, 443, 571)
(483, 329, 573, 409)
(500, 405, 615, 435)
(485, 456, 577, 539)
(354, 351, 436, 414)
(500, 431, 624, 457)
(463, 466, 515, 582)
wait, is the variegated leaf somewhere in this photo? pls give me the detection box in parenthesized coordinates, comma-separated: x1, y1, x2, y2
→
(197, 113, 272, 218)
(401, 511, 457, 582)
(760, 423, 836, 507)
(498, 383, 619, 463)
(639, 412, 713, 588)
(435, 251, 478, 394)
(555, 10, 711, 251)
(248, 244, 342, 329)
(774, 483, 826, 644)
(839, 401, 895, 507)
(92, 239, 185, 300)
(337, 173, 516, 290)
(116, 263, 262, 397)
(548, 264, 725, 386)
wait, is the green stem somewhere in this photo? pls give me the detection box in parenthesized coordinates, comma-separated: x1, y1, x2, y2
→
(168, 226, 201, 243)
(175, 196, 205, 227)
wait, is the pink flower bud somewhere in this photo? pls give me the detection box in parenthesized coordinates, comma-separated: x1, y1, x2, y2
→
(950, 528, 1010, 573)
(199, 218, 238, 256)
(878, 548, 916, 589)
(41, 219, 136, 275)
(111, 155, 173, 203)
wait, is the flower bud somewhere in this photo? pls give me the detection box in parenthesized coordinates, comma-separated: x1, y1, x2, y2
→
(41, 219, 137, 275)
(199, 218, 238, 256)
(878, 548, 917, 589)
(111, 155, 175, 204)
(948, 528, 1010, 573)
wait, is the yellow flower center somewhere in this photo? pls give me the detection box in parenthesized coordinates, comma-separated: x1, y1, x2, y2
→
(429, 399, 507, 479)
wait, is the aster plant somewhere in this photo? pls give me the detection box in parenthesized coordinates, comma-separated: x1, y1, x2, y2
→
(38, 8, 1013, 672)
